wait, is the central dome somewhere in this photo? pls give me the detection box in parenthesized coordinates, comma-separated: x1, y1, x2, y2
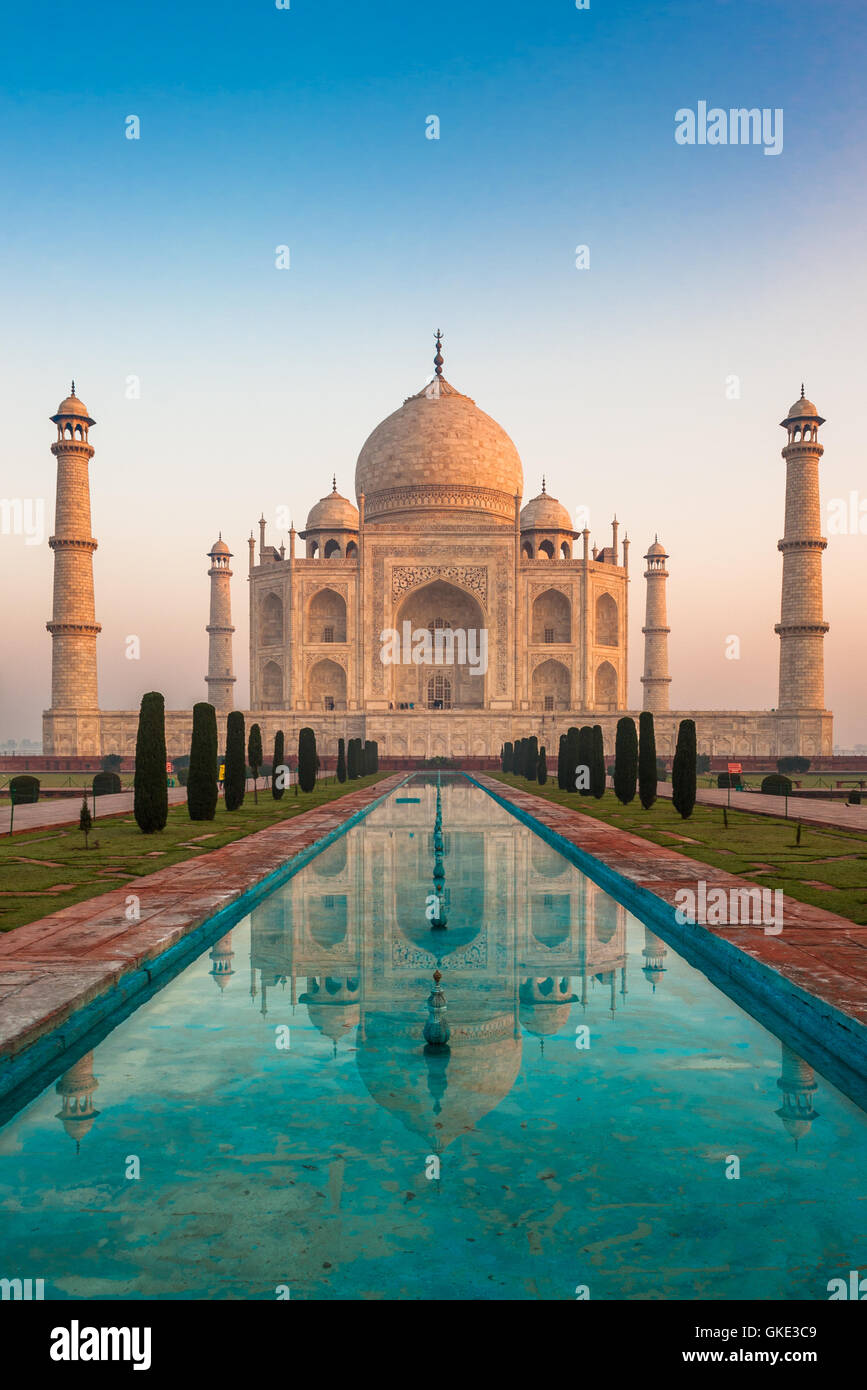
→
(355, 377, 523, 524)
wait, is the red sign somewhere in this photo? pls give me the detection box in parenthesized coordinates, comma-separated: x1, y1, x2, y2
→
(727, 762, 742, 775)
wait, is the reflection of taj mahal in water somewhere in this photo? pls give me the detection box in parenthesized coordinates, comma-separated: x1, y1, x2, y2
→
(42, 341, 832, 757)
(54, 783, 821, 1157)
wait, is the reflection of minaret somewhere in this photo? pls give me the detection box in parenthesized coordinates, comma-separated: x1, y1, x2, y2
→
(775, 1044, 819, 1149)
(55, 1052, 100, 1153)
(641, 928, 668, 991)
(209, 932, 235, 991)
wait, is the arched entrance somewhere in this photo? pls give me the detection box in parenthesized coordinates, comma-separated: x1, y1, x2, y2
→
(391, 579, 487, 710)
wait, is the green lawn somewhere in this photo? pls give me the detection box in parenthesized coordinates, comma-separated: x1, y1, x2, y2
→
(491, 774, 867, 925)
(0, 774, 386, 933)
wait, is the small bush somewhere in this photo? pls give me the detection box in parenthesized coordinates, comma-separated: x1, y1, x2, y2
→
(717, 772, 742, 789)
(93, 771, 121, 796)
(848, 790, 861, 805)
(9, 774, 40, 804)
(762, 773, 792, 796)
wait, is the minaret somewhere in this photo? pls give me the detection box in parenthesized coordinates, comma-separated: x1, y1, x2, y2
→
(206, 535, 235, 712)
(775, 387, 829, 710)
(47, 385, 101, 715)
(640, 537, 671, 711)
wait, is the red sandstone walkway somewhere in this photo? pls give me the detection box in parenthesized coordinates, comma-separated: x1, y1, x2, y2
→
(0, 777, 269, 836)
(659, 780, 867, 832)
(0, 775, 405, 1074)
(477, 775, 867, 1061)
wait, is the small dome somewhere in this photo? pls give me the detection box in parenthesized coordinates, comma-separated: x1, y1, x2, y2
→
(787, 393, 818, 418)
(305, 483, 359, 533)
(209, 536, 230, 555)
(521, 489, 573, 533)
(51, 386, 94, 426)
(647, 537, 666, 556)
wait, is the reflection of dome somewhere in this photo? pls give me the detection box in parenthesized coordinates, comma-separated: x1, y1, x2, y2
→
(357, 1008, 522, 1149)
(355, 376, 523, 524)
(519, 978, 577, 1036)
(305, 483, 359, 532)
(520, 490, 573, 533)
(300, 978, 360, 1049)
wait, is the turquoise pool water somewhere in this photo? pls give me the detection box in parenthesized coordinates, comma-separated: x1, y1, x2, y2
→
(0, 776, 865, 1301)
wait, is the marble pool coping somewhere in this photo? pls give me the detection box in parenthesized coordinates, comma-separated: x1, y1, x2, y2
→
(471, 774, 867, 1083)
(0, 775, 408, 1103)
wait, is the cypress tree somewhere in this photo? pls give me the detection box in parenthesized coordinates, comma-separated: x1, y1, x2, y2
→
(638, 710, 658, 810)
(298, 727, 317, 792)
(347, 737, 358, 779)
(590, 725, 606, 798)
(224, 711, 246, 812)
(271, 730, 285, 799)
(537, 745, 547, 785)
(363, 740, 373, 775)
(372, 740, 379, 772)
(613, 716, 638, 805)
(188, 701, 218, 821)
(577, 726, 594, 796)
(672, 718, 697, 819)
(557, 733, 567, 790)
(566, 726, 581, 792)
(79, 794, 93, 848)
(134, 691, 168, 833)
(525, 735, 538, 782)
(336, 737, 347, 783)
(247, 723, 263, 803)
(503, 741, 513, 773)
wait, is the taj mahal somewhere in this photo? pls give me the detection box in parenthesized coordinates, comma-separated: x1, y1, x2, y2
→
(41, 334, 833, 760)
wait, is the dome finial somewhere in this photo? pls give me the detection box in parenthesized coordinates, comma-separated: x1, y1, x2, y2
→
(332, 474, 337, 493)
(541, 475, 546, 494)
(434, 328, 444, 378)
(800, 382, 805, 399)
(71, 379, 76, 397)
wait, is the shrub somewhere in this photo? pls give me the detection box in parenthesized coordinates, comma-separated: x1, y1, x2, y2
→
(590, 725, 606, 799)
(566, 726, 580, 793)
(224, 711, 246, 812)
(363, 740, 374, 775)
(271, 730, 285, 799)
(778, 756, 810, 775)
(672, 719, 697, 819)
(78, 794, 93, 848)
(188, 702, 218, 820)
(525, 735, 538, 782)
(370, 740, 379, 773)
(717, 772, 742, 789)
(93, 770, 121, 796)
(336, 737, 347, 783)
(696, 753, 711, 774)
(502, 741, 513, 773)
(134, 691, 168, 833)
(613, 717, 638, 805)
(555, 734, 567, 790)
(298, 727, 317, 792)
(848, 790, 861, 805)
(762, 773, 792, 796)
(9, 774, 40, 804)
(347, 737, 359, 779)
(101, 753, 123, 773)
(638, 711, 657, 811)
(575, 728, 594, 795)
(537, 745, 547, 785)
(248, 723, 263, 803)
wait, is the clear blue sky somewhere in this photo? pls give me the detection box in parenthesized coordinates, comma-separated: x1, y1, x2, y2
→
(2, 0, 866, 741)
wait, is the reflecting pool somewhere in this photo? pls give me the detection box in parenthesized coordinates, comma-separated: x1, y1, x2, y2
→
(0, 776, 865, 1300)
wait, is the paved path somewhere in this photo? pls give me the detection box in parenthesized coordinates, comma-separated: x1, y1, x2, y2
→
(0, 776, 405, 1088)
(0, 778, 267, 836)
(477, 775, 867, 1076)
(659, 782, 867, 833)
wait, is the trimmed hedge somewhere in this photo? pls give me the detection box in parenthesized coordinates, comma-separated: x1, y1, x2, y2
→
(9, 775, 40, 804)
(134, 691, 168, 833)
(762, 773, 792, 796)
(93, 771, 122, 796)
(188, 702, 218, 820)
